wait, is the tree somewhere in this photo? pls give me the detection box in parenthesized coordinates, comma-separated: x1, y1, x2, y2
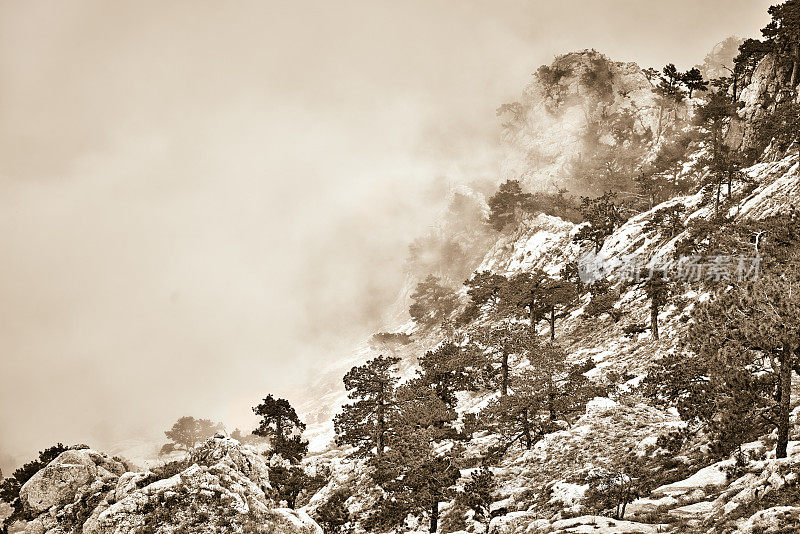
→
(460, 271, 508, 323)
(642, 67, 660, 85)
(527, 342, 601, 422)
(695, 91, 737, 213)
(315, 489, 351, 534)
(584, 458, 645, 520)
(483, 321, 538, 396)
(657, 63, 685, 101)
(583, 279, 622, 322)
(762, 0, 800, 87)
(487, 180, 534, 231)
(369, 399, 460, 533)
(641, 271, 671, 340)
(268, 457, 327, 509)
(252, 395, 308, 462)
(334, 355, 400, 457)
(752, 101, 800, 153)
(643, 204, 686, 240)
(652, 213, 800, 459)
(481, 343, 600, 453)
(733, 38, 773, 96)
(409, 275, 459, 330)
(681, 67, 708, 98)
(573, 192, 625, 253)
(481, 387, 542, 451)
(497, 270, 549, 329)
(163, 416, 223, 452)
(460, 466, 495, 522)
(416, 343, 485, 408)
(539, 278, 579, 340)
(698, 272, 800, 459)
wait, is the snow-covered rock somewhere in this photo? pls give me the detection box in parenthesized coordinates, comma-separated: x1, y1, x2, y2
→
(14, 435, 322, 534)
(20, 448, 126, 515)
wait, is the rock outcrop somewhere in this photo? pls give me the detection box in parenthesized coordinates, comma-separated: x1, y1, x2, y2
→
(14, 435, 322, 534)
(20, 449, 127, 517)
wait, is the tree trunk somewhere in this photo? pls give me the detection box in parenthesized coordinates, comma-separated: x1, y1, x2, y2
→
(728, 169, 733, 200)
(620, 485, 629, 519)
(501, 350, 509, 397)
(430, 500, 438, 533)
(522, 407, 532, 449)
(651, 301, 659, 340)
(777, 350, 792, 459)
(549, 307, 556, 341)
(377, 393, 385, 457)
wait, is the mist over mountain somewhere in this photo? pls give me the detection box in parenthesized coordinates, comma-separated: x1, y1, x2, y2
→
(5, 1, 800, 533)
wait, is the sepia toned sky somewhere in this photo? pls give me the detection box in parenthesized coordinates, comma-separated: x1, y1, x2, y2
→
(0, 0, 773, 466)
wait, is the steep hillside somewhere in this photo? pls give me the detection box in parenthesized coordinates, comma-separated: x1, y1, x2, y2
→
(4, 24, 800, 534)
(294, 44, 800, 534)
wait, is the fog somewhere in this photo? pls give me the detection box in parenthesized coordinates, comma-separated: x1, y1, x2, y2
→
(0, 0, 772, 469)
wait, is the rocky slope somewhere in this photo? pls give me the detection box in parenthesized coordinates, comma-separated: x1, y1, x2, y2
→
(8, 435, 321, 534)
(295, 49, 800, 533)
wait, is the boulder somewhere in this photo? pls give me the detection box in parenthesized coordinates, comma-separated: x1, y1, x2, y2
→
(19, 449, 126, 515)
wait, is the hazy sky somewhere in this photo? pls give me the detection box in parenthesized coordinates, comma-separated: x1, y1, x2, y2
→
(0, 0, 773, 466)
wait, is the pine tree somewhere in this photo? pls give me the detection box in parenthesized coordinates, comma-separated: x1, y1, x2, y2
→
(643, 204, 686, 240)
(416, 343, 485, 407)
(481, 342, 601, 452)
(474, 321, 535, 396)
(487, 180, 534, 231)
(527, 342, 600, 422)
(573, 192, 624, 253)
(696, 272, 800, 458)
(640, 271, 671, 340)
(480, 387, 542, 451)
(583, 279, 622, 322)
(315, 489, 351, 534)
(334, 355, 400, 457)
(409, 275, 459, 330)
(650, 233, 800, 459)
(164, 416, 224, 451)
(681, 67, 708, 98)
(539, 278, 579, 340)
(657, 63, 685, 101)
(497, 270, 549, 329)
(369, 401, 460, 533)
(460, 466, 495, 522)
(252, 395, 308, 461)
(460, 271, 508, 323)
(762, 0, 800, 87)
(695, 91, 737, 213)
(269, 459, 326, 509)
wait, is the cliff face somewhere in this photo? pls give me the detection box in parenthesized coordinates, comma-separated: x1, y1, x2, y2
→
(498, 50, 686, 195)
(728, 51, 800, 151)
